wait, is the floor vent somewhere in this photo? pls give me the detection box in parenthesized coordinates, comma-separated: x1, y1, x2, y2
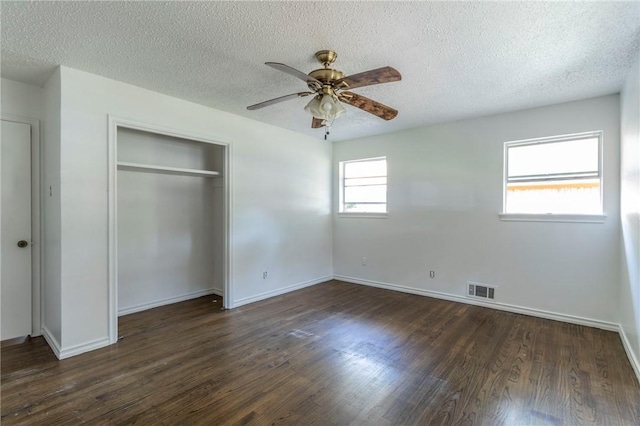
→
(467, 282, 495, 301)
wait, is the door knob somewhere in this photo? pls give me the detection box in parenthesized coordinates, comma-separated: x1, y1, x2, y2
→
(17, 240, 28, 248)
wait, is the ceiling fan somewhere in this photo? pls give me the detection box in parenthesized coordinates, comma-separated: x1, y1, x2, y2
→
(247, 50, 401, 136)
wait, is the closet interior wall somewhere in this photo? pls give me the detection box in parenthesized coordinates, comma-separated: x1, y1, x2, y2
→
(116, 128, 224, 315)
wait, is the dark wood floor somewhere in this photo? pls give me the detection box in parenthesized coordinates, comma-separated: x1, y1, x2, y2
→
(2, 280, 639, 425)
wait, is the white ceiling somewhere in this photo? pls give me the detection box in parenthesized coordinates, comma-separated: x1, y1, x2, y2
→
(2, 1, 639, 141)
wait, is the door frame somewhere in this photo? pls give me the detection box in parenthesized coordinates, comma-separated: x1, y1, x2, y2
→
(107, 115, 233, 344)
(1, 114, 42, 337)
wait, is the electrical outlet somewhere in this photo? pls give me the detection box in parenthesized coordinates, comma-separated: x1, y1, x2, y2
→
(429, 270, 435, 279)
(361, 257, 367, 266)
(263, 271, 268, 279)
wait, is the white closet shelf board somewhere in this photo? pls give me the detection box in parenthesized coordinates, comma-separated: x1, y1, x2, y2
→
(117, 161, 220, 177)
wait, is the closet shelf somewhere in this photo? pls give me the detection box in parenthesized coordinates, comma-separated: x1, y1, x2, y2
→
(117, 161, 220, 178)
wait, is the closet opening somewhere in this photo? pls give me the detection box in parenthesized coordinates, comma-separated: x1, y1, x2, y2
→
(108, 117, 230, 344)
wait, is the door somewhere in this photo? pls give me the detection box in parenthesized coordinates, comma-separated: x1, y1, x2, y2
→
(1, 120, 32, 340)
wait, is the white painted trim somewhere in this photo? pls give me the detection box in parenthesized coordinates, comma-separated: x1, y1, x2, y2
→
(41, 325, 61, 359)
(107, 115, 233, 342)
(1, 114, 42, 338)
(223, 141, 233, 310)
(58, 337, 110, 360)
(499, 213, 606, 223)
(118, 289, 219, 316)
(333, 275, 619, 331)
(107, 116, 118, 344)
(618, 325, 640, 385)
(107, 116, 233, 147)
(232, 276, 332, 308)
(337, 213, 388, 219)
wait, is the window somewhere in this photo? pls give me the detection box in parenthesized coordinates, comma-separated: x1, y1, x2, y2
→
(503, 131, 602, 216)
(339, 157, 387, 214)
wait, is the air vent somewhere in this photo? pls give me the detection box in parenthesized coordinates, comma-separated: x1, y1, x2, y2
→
(467, 282, 496, 301)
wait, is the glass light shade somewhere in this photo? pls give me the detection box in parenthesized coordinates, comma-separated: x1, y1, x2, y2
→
(304, 96, 323, 118)
(305, 94, 346, 121)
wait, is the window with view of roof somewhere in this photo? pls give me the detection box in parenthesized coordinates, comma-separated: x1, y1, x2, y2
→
(504, 132, 602, 215)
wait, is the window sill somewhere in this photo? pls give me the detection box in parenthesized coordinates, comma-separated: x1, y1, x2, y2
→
(337, 212, 388, 219)
(499, 213, 606, 223)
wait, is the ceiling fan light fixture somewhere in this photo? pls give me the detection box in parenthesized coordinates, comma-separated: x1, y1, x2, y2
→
(305, 94, 345, 121)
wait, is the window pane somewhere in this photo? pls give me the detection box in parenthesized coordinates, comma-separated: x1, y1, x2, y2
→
(340, 157, 387, 214)
(343, 203, 386, 213)
(344, 185, 386, 203)
(505, 178, 600, 214)
(344, 177, 387, 187)
(344, 159, 386, 178)
(508, 138, 599, 178)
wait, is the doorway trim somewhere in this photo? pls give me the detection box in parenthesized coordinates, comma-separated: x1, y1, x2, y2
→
(1, 114, 42, 338)
(107, 116, 233, 344)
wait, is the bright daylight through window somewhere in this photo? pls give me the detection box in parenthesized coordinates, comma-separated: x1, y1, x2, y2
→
(504, 132, 602, 215)
(340, 157, 387, 214)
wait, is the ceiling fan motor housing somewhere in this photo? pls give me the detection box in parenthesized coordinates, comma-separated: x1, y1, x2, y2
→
(308, 69, 345, 86)
(308, 50, 349, 90)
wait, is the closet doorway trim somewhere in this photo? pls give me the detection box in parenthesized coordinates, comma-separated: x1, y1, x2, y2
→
(107, 115, 232, 345)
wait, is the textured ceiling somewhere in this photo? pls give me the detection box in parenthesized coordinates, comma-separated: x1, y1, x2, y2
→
(2, 1, 639, 141)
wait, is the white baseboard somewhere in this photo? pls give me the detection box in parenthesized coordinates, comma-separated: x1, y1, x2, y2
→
(41, 325, 62, 359)
(118, 288, 218, 316)
(618, 325, 640, 385)
(333, 275, 619, 332)
(232, 275, 332, 308)
(59, 337, 110, 360)
(42, 325, 110, 360)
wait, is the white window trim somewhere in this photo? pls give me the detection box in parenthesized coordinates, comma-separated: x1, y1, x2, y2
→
(501, 131, 604, 221)
(499, 213, 606, 223)
(337, 212, 388, 219)
(338, 156, 388, 217)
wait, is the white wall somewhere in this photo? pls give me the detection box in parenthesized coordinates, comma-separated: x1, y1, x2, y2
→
(53, 66, 331, 356)
(620, 53, 640, 379)
(1, 78, 42, 119)
(334, 95, 621, 327)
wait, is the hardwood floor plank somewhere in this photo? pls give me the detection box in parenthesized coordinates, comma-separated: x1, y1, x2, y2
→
(2, 280, 639, 425)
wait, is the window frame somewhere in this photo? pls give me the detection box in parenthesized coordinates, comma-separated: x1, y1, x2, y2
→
(500, 131, 606, 223)
(338, 156, 388, 218)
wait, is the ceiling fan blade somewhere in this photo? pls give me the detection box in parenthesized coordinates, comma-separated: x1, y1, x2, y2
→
(339, 91, 398, 120)
(334, 66, 401, 90)
(311, 117, 324, 128)
(247, 92, 313, 110)
(265, 62, 322, 86)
